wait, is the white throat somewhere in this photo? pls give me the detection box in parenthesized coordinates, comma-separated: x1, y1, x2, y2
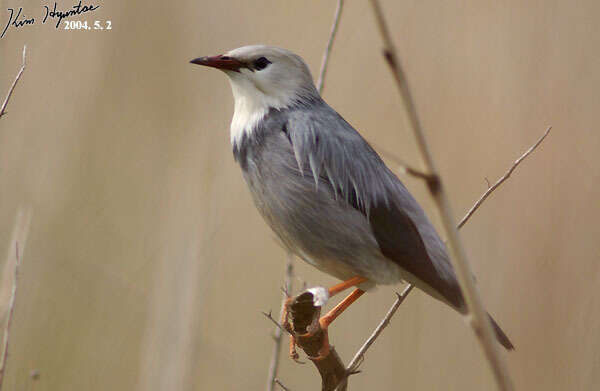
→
(226, 71, 297, 146)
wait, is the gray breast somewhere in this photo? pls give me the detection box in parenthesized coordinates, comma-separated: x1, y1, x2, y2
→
(232, 109, 402, 285)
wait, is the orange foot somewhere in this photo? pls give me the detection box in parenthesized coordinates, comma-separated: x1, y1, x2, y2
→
(286, 277, 368, 362)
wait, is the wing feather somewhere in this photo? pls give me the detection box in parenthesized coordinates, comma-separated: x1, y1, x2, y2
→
(285, 101, 464, 309)
(272, 100, 512, 348)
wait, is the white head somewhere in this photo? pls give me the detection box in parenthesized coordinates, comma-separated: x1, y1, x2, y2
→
(191, 45, 319, 145)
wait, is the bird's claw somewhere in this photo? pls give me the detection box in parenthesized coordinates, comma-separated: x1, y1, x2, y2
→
(299, 318, 331, 361)
(288, 335, 305, 364)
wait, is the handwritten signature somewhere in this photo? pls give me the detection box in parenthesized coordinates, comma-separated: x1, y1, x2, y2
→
(1, 1, 100, 39)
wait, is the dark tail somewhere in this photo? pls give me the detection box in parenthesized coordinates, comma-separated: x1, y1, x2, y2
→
(488, 313, 514, 350)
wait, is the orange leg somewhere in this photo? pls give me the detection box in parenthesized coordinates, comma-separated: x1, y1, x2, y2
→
(309, 288, 366, 361)
(321, 288, 365, 329)
(327, 276, 368, 297)
(287, 276, 368, 362)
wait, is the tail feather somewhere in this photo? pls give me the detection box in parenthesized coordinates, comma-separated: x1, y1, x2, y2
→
(488, 313, 514, 350)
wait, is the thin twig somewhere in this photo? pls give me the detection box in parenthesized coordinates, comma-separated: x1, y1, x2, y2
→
(266, 253, 294, 391)
(262, 310, 290, 336)
(346, 284, 413, 374)
(0, 208, 32, 391)
(458, 126, 551, 229)
(346, 126, 552, 381)
(0, 45, 27, 119)
(316, 0, 344, 94)
(369, 1, 514, 389)
(274, 378, 291, 391)
(276, 123, 548, 390)
(375, 144, 431, 180)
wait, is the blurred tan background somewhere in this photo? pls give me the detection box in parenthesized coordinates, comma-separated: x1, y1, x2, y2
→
(1, 1, 599, 390)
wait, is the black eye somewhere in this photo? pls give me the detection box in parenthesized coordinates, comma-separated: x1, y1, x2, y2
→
(253, 56, 271, 71)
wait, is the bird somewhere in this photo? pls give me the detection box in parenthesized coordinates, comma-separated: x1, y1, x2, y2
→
(190, 45, 513, 358)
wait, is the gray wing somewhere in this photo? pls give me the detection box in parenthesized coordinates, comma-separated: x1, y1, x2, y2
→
(285, 101, 465, 310)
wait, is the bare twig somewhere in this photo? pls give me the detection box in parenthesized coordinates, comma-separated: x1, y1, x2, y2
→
(343, 126, 552, 386)
(395, 164, 431, 181)
(274, 378, 291, 391)
(458, 126, 552, 229)
(0, 208, 32, 391)
(376, 145, 431, 180)
(0, 45, 27, 119)
(278, 84, 549, 391)
(316, 0, 344, 94)
(262, 310, 289, 336)
(266, 253, 294, 391)
(285, 291, 346, 391)
(368, 1, 514, 389)
(346, 284, 413, 374)
(277, 118, 550, 391)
